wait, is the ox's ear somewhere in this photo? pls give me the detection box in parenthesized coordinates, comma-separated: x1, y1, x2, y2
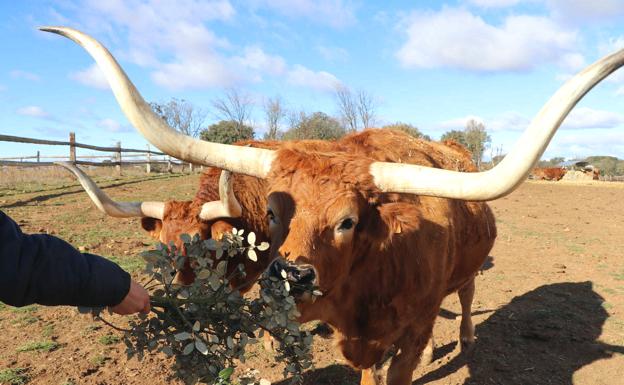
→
(210, 220, 236, 241)
(141, 217, 163, 239)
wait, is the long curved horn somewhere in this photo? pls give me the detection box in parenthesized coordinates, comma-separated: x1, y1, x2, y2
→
(370, 48, 624, 200)
(56, 162, 165, 219)
(199, 170, 242, 220)
(40, 26, 275, 178)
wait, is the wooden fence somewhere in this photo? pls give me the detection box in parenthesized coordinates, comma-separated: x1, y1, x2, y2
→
(0, 132, 190, 174)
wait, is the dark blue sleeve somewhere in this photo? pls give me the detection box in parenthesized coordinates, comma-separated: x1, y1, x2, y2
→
(0, 211, 131, 307)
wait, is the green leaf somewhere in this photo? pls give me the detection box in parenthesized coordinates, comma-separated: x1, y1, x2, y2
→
(174, 332, 192, 341)
(140, 250, 164, 263)
(226, 336, 234, 349)
(179, 233, 192, 244)
(218, 367, 234, 380)
(196, 269, 211, 280)
(216, 260, 228, 276)
(192, 321, 200, 332)
(195, 339, 208, 355)
(182, 342, 195, 355)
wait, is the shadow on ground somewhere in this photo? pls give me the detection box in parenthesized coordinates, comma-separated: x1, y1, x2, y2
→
(414, 281, 624, 385)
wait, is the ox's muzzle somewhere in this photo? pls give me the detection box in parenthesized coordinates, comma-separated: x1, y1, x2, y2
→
(268, 257, 317, 298)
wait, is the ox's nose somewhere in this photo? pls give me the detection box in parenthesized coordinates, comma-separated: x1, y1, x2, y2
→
(268, 258, 317, 288)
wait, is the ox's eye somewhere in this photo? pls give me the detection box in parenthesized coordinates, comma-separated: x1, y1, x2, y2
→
(337, 217, 356, 232)
(267, 208, 278, 224)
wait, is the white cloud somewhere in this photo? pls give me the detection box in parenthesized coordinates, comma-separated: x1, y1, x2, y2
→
(252, 0, 356, 28)
(615, 86, 624, 96)
(53, 0, 333, 91)
(233, 46, 287, 81)
(396, 8, 578, 72)
(287, 65, 341, 92)
(16, 105, 50, 119)
(97, 118, 131, 132)
(10, 70, 40, 81)
(69, 64, 109, 90)
(436, 115, 484, 131)
(547, 0, 624, 23)
(546, 129, 624, 158)
(487, 111, 531, 132)
(560, 107, 624, 130)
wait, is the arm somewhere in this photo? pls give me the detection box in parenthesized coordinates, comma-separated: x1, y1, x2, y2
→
(0, 211, 131, 308)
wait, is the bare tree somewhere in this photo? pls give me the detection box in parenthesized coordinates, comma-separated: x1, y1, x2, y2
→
(263, 96, 285, 140)
(211, 88, 254, 136)
(335, 85, 358, 132)
(150, 98, 207, 137)
(356, 89, 377, 129)
(464, 119, 491, 170)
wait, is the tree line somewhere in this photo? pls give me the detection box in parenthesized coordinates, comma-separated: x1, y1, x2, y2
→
(149, 87, 492, 170)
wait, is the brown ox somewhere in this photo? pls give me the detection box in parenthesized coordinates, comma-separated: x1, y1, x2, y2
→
(531, 167, 567, 181)
(44, 26, 624, 385)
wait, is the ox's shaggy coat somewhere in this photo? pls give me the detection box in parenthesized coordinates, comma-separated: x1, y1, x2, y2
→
(266, 130, 497, 384)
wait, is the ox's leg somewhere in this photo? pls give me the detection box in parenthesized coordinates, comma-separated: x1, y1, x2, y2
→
(386, 329, 432, 385)
(458, 277, 476, 349)
(361, 365, 386, 385)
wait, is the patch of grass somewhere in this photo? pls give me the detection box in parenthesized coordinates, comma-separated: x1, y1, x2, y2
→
(98, 334, 120, 346)
(565, 244, 585, 255)
(0, 302, 6, 312)
(41, 324, 55, 338)
(612, 272, 624, 281)
(10, 305, 38, 314)
(16, 340, 59, 353)
(0, 368, 28, 385)
(82, 324, 101, 335)
(106, 256, 144, 273)
(11, 315, 39, 327)
(602, 302, 614, 311)
(89, 355, 108, 367)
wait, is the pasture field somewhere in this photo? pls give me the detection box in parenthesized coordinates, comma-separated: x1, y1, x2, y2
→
(0, 170, 623, 385)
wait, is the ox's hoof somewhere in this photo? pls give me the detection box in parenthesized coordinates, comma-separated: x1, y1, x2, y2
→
(460, 337, 475, 354)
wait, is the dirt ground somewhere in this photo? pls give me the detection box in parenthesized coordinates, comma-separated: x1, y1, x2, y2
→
(0, 170, 623, 385)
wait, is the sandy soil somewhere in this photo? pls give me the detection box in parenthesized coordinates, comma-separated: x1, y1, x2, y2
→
(1, 173, 623, 385)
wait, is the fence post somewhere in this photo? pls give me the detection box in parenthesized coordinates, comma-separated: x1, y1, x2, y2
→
(69, 132, 76, 163)
(36, 151, 40, 163)
(115, 141, 122, 176)
(189, 162, 194, 173)
(146, 144, 151, 174)
(167, 156, 173, 173)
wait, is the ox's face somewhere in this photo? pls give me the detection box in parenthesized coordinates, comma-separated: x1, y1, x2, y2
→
(265, 151, 382, 313)
(140, 201, 240, 285)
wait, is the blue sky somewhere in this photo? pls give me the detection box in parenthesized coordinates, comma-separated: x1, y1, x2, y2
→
(1, 0, 623, 161)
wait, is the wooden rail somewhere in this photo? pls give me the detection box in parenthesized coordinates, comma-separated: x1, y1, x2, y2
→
(0, 132, 191, 174)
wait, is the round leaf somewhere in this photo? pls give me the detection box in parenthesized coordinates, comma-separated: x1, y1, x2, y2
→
(257, 242, 270, 251)
(195, 339, 209, 355)
(248, 249, 258, 262)
(247, 231, 256, 246)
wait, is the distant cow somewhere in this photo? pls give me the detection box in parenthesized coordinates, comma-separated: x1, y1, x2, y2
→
(531, 167, 567, 181)
(45, 26, 624, 385)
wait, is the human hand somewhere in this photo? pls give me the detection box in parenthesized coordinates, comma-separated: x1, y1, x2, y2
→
(110, 280, 150, 315)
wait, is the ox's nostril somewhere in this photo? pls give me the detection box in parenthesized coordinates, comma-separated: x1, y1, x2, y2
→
(299, 267, 316, 283)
